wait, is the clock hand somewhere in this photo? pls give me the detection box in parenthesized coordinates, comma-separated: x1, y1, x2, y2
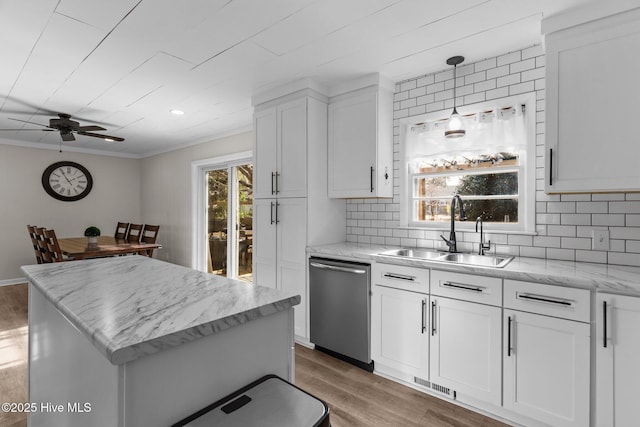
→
(59, 169, 72, 185)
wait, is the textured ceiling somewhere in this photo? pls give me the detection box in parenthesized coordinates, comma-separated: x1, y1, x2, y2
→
(0, 0, 594, 158)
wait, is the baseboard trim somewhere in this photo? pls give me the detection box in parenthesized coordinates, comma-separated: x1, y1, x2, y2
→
(0, 277, 27, 287)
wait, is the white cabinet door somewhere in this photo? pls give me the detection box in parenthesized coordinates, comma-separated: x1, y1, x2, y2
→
(277, 98, 307, 198)
(596, 293, 640, 427)
(254, 107, 277, 199)
(328, 89, 392, 198)
(277, 198, 307, 338)
(254, 98, 307, 199)
(252, 199, 277, 289)
(503, 310, 590, 427)
(430, 297, 501, 405)
(371, 285, 429, 382)
(545, 9, 640, 193)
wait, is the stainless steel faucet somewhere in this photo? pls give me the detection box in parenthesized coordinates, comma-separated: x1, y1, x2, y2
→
(475, 216, 491, 255)
(440, 195, 466, 253)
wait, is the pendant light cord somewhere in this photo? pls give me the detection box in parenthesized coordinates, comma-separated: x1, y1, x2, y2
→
(453, 63, 457, 113)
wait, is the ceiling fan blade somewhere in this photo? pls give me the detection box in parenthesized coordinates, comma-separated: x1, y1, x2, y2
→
(61, 132, 75, 142)
(76, 125, 106, 132)
(8, 117, 50, 128)
(0, 128, 55, 131)
(77, 131, 125, 142)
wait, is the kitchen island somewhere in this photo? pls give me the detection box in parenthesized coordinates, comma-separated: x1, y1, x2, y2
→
(21, 256, 300, 427)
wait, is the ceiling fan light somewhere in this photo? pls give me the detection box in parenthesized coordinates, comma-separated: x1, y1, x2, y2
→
(104, 138, 114, 142)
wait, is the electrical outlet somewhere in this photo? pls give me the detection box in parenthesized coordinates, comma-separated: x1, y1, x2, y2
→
(592, 230, 610, 251)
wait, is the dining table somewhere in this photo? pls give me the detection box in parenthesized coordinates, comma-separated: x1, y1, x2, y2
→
(58, 235, 162, 260)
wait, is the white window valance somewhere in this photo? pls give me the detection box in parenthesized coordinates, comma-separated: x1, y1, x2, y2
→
(406, 104, 527, 165)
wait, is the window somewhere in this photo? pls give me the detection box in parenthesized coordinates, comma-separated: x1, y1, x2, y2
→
(400, 93, 535, 233)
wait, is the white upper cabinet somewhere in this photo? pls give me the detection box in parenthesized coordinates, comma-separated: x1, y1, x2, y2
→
(254, 97, 307, 199)
(328, 80, 393, 198)
(544, 8, 640, 193)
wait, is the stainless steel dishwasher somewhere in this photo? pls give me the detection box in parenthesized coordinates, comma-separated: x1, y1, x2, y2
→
(309, 257, 373, 371)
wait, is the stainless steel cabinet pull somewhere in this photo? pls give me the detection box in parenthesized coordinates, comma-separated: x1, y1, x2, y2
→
(275, 202, 280, 224)
(421, 299, 427, 334)
(383, 273, 415, 281)
(309, 262, 366, 274)
(442, 282, 483, 293)
(370, 166, 374, 193)
(507, 316, 513, 357)
(275, 172, 280, 194)
(270, 201, 275, 225)
(517, 293, 573, 307)
(603, 300, 608, 348)
(431, 300, 436, 336)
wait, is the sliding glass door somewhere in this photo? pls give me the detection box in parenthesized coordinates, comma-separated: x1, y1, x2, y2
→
(205, 163, 253, 282)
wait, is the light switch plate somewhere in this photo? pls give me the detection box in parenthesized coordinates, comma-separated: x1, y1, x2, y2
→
(592, 230, 610, 250)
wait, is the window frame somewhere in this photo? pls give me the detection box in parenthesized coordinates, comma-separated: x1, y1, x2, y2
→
(399, 93, 536, 234)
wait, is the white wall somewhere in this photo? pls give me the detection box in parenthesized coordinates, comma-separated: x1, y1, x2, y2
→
(140, 131, 253, 268)
(0, 143, 141, 282)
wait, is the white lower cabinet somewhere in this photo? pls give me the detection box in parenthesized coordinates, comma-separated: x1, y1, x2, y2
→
(430, 297, 502, 405)
(371, 285, 429, 382)
(503, 280, 590, 427)
(596, 293, 640, 427)
(429, 270, 503, 406)
(371, 263, 430, 383)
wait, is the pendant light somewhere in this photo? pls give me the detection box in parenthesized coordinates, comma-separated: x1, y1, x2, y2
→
(445, 55, 465, 139)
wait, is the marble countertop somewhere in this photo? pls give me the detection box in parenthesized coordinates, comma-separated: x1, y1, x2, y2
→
(308, 242, 640, 296)
(21, 256, 300, 365)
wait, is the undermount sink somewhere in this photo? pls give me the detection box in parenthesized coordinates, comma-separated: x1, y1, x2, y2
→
(378, 248, 514, 268)
(438, 253, 513, 268)
(383, 248, 446, 260)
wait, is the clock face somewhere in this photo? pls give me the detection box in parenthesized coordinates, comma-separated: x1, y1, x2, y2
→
(42, 161, 93, 201)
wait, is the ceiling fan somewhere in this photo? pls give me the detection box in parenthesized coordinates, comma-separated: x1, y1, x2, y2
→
(0, 113, 124, 142)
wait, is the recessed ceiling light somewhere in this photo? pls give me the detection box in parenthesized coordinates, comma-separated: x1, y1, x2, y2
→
(170, 109, 185, 115)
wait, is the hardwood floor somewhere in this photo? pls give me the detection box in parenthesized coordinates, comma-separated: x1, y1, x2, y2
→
(0, 283, 508, 427)
(294, 345, 510, 427)
(0, 283, 28, 427)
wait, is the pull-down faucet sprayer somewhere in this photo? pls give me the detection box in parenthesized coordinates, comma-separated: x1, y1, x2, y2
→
(440, 195, 466, 253)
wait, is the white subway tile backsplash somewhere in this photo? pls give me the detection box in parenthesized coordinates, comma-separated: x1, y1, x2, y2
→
(592, 214, 625, 226)
(344, 46, 640, 267)
(592, 193, 625, 201)
(561, 237, 592, 250)
(576, 250, 607, 264)
(610, 201, 640, 213)
(497, 51, 522, 66)
(522, 44, 544, 59)
(547, 248, 576, 261)
(510, 58, 535, 73)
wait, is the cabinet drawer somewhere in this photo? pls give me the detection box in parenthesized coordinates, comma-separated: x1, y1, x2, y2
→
(372, 263, 429, 293)
(504, 280, 590, 323)
(431, 270, 502, 306)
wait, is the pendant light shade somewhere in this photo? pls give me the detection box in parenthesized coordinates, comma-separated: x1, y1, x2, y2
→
(445, 56, 465, 139)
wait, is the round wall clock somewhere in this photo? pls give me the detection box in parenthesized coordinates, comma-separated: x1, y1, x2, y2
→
(42, 161, 93, 202)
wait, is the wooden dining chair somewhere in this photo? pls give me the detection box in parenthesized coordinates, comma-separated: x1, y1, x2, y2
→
(126, 223, 143, 243)
(42, 229, 66, 263)
(139, 224, 160, 257)
(27, 225, 44, 264)
(115, 222, 129, 240)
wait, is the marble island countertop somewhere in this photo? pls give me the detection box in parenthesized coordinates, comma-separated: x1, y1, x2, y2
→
(21, 256, 300, 365)
(308, 242, 640, 296)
